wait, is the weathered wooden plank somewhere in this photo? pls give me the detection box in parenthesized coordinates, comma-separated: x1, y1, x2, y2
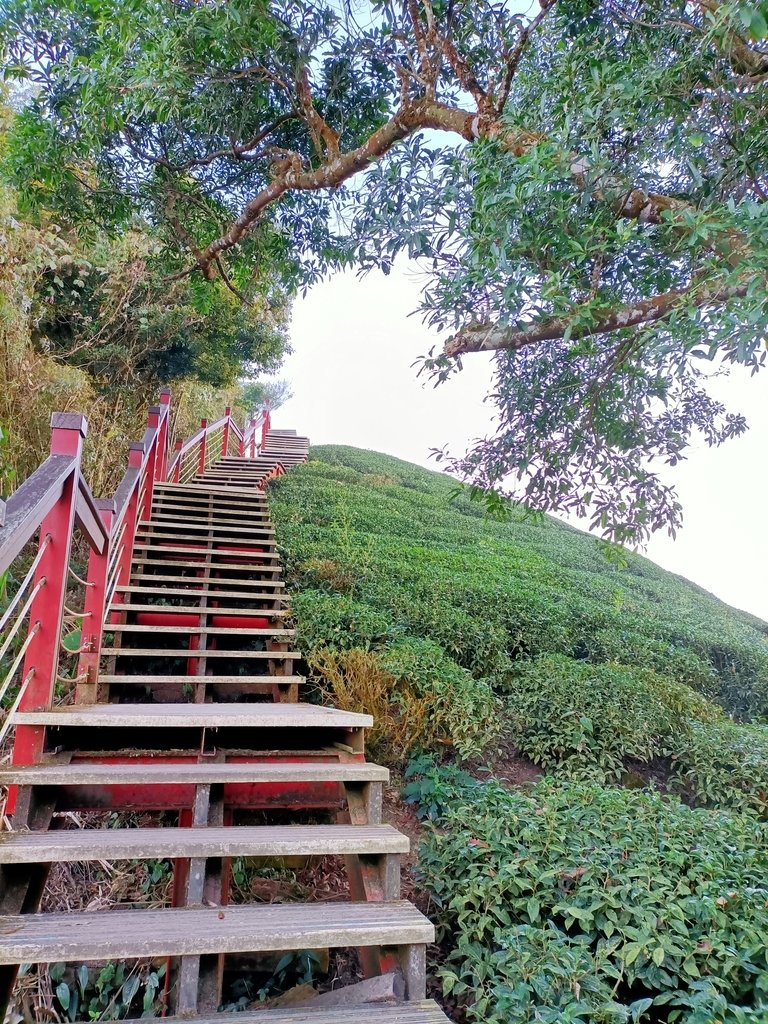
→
(99, 674, 303, 685)
(98, 648, 299, 659)
(107, 624, 295, 637)
(0, 901, 433, 963)
(0, 454, 75, 569)
(119, 580, 286, 591)
(13, 702, 373, 728)
(0, 825, 408, 864)
(123, 1001, 449, 1024)
(106, 604, 288, 617)
(0, 761, 388, 787)
(114, 585, 287, 599)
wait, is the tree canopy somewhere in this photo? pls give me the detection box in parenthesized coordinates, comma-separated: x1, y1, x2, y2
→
(2, 0, 767, 542)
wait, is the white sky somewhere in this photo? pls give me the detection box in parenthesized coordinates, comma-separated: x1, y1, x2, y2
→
(274, 261, 768, 623)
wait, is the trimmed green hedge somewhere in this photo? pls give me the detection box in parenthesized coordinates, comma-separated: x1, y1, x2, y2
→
(405, 762, 768, 1024)
(270, 446, 768, 721)
(507, 654, 721, 780)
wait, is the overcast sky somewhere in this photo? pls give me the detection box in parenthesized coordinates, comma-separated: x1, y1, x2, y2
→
(274, 260, 768, 623)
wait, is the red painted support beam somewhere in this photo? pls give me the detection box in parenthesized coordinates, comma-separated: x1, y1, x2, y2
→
(141, 405, 161, 522)
(76, 499, 115, 702)
(157, 389, 172, 480)
(198, 419, 208, 475)
(222, 407, 231, 459)
(172, 439, 183, 482)
(108, 442, 143, 624)
(13, 414, 86, 766)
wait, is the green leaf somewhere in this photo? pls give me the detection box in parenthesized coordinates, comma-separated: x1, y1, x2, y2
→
(56, 982, 71, 1011)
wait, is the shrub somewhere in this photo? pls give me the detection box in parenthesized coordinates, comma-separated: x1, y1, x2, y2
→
(308, 638, 498, 762)
(291, 591, 390, 651)
(672, 721, 768, 816)
(307, 648, 432, 762)
(380, 637, 500, 759)
(404, 761, 768, 1024)
(507, 654, 721, 780)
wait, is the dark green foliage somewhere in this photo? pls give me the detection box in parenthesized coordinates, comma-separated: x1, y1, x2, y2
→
(672, 721, 768, 816)
(270, 446, 768, 724)
(379, 637, 499, 759)
(405, 761, 768, 1023)
(4, 1, 768, 539)
(508, 654, 721, 780)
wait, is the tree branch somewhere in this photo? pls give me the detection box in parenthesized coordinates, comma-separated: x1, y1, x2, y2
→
(495, 0, 557, 115)
(444, 282, 750, 358)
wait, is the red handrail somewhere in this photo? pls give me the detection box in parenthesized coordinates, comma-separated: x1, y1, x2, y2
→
(0, 391, 262, 771)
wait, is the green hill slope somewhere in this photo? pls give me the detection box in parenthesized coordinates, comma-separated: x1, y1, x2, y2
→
(270, 445, 768, 1023)
(271, 444, 768, 721)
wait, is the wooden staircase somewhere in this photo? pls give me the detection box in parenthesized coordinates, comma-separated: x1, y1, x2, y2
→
(0, 428, 448, 1023)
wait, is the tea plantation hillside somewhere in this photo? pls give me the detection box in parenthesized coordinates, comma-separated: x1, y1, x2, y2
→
(270, 445, 768, 1023)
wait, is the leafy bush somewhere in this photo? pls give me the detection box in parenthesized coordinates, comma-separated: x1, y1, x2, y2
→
(507, 654, 721, 780)
(309, 639, 499, 762)
(404, 761, 768, 1024)
(380, 637, 499, 759)
(672, 721, 768, 816)
(291, 591, 391, 651)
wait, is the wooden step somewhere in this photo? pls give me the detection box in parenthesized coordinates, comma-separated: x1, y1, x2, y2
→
(132, 557, 281, 570)
(140, 519, 273, 533)
(130, 1004, 447, 1024)
(125, 575, 285, 588)
(109, 618, 296, 634)
(137, 526, 276, 539)
(109, 604, 288, 617)
(0, 760, 388, 787)
(133, 549, 279, 562)
(121, 579, 286, 591)
(114, 585, 287, 600)
(155, 482, 268, 499)
(122, 1005, 449, 1024)
(0, 900, 433, 964)
(151, 499, 269, 515)
(100, 674, 304, 685)
(13, 703, 372, 729)
(152, 494, 269, 509)
(0, 824, 408, 864)
(148, 509, 271, 521)
(101, 649, 299, 661)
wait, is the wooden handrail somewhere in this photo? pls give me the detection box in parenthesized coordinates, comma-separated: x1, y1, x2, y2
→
(75, 475, 109, 554)
(0, 391, 250, 733)
(0, 454, 77, 572)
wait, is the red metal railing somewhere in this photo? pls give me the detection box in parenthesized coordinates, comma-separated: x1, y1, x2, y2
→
(0, 395, 272, 771)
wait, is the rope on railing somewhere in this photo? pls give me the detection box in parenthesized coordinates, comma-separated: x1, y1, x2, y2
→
(0, 623, 40, 706)
(0, 536, 51, 634)
(67, 566, 94, 588)
(0, 668, 34, 746)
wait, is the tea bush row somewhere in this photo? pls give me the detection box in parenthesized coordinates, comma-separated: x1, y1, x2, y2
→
(270, 447, 768, 721)
(404, 761, 768, 1024)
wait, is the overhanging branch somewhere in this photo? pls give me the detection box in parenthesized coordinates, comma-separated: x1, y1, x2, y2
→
(444, 282, 750, 357)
